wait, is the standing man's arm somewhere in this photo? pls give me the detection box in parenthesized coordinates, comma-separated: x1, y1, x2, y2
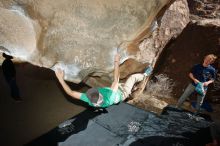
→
(189, 71, 215, 87)
(55, 68, 82, 99)
(203, 79, 214, 86)
(189, 73, 200, 84)
(111, 53, 120, 91)
(203, 70, 216, 86)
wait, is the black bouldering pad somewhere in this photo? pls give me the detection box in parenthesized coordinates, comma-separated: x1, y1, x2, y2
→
(25, 103, 213, 146)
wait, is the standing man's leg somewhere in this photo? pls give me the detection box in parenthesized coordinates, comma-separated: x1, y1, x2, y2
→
(177, 83, 195, 108)
(195, 93, 206, 113)
(121, 73, 145, 100)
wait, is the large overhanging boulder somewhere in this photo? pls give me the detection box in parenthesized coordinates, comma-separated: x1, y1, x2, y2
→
(0, 0, 189, 85)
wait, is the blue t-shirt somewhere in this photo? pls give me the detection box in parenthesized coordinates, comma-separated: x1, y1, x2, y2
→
(191, 64, 216, 87)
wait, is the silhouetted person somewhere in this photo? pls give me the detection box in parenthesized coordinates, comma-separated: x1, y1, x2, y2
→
(2, 53, 22, 101)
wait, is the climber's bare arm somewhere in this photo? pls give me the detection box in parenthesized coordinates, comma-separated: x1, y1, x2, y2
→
(111, 53, 120, 91)
(55, 68, 81, 99)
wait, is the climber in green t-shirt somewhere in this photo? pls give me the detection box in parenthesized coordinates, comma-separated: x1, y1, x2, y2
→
(55, 53, 152, 108)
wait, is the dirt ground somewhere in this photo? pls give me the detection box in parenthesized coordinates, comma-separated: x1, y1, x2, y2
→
(0, 63, 86, 146)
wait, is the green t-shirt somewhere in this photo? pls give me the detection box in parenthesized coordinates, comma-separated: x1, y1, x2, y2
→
(80, 87, 123, 108)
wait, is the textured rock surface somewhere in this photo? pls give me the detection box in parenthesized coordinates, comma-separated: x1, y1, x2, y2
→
(0, 0, 174, 83)
(187, 0, 220, 26)
(186, 0, 220, 31)
(187, 0, 220, 19)
(136, 0, 190, 64)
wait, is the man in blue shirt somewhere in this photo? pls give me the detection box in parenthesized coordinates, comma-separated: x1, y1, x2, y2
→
(177, 54, 217, 113)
